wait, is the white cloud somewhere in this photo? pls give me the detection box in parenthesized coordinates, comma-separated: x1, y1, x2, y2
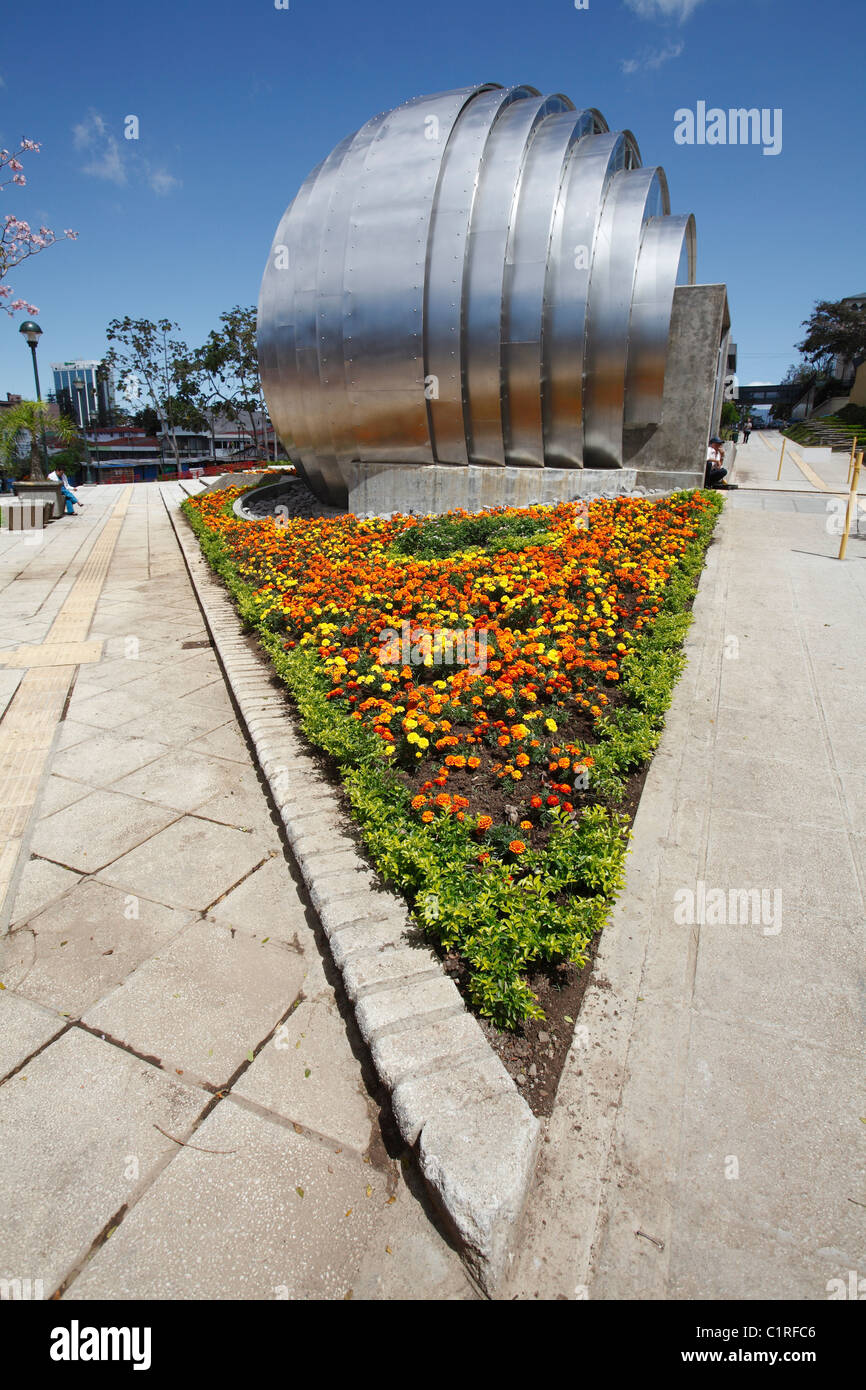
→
(625, 0, 705, 19)
(72, 110, 180, 196)
(148, 168, 181, 196)
(621, 40, 684, 73)
(73, 111, 127, 185)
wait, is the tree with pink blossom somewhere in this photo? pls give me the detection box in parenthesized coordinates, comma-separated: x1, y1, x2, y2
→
(0, 140, 77, 316)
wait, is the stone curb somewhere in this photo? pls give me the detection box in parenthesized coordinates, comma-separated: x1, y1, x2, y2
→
(164, 492, 541, 1293)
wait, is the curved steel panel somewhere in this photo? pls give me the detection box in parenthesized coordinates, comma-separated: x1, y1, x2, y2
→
(502, 108, 596, 467)
(424, 85, 534, 465)
(258, 83, 702, 504)
(542, 131, 630, 467)
(583, 167, 666, 468)
(624, 212, 695, 426)
(296, 129, 364, 500)
(463, 92, 574, 467)
(344, 89, 492, 467)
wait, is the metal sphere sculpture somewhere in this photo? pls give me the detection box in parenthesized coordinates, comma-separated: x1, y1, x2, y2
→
(258, 83, 696, 506)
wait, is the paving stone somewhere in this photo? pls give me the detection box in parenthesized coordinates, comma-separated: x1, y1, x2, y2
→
(55, 719, 104, 751)
(0, 991, 66, 1080)
(674, 1012, 866, 1241)
(29, 789, 178, 874)
(120, 665, 222, 706)
(65, 687, 156, 731)
(67, 1098, 387, 1300)
(111, 748, 246, 813)
(233, 998, 373, 1151)
(9, 856, 81, 926)
(205, 854, 313, 945)
(194, 772, 279, 836)
(51, 729, 169, 789)
(349, 1179, 476, 1301)
(705, 807, 860, 918)
(3, 878, 192, 1017)
(82, 917, 307, 1085)
(36, 775, 93, 818)
(174, 684, 235, 720)
(137, 707, 234, 746)
(0, 1028, 206, 1294)
(371, 1010, 488, 1089)
(95, 815, 271, 911)
(187, 722, 251, 764)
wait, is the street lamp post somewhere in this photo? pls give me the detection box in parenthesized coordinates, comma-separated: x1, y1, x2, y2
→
(18, 320, 49, 477)
(72, 378, 93, 481)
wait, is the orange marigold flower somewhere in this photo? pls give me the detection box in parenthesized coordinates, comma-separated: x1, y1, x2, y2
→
(435, 793, 451, 808)
(411, 794, 426, 810)
(421, 810, 434, 823)
(476, 815, 493, 831)
(467, 756, 481, 769)
(530, 795, 543, 809)
(508, 839, 526, 855)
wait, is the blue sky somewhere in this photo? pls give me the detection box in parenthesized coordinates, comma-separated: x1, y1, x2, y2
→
(1, 0, 863, 398)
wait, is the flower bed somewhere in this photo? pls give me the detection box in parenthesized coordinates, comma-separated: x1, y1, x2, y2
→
(183, 487, 722, 1027)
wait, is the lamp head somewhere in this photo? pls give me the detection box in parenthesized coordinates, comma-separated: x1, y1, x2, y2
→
(19, 320, 43, 347)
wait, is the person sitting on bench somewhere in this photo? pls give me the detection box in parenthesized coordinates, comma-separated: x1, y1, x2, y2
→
(48, 468, 83, 515)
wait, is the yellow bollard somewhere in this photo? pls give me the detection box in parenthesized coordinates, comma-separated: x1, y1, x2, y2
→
(847, 435, 858, 485)
(776, 435, 787, 481)
(838, 451, 863, 560)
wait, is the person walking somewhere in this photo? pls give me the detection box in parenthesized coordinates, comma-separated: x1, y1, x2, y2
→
(742, 417, 753, 443)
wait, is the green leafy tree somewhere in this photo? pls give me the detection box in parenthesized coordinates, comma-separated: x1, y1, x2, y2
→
(720, 400, 740, 437)
(0, 399, 79, 480)
(104, 317, 199, 471)
(796, 299, 866, 376)
(191, 305, 268, 458)
(131, 404, 162, 436)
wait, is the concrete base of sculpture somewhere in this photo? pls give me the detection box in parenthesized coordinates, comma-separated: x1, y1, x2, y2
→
(278, 283, 728, 516)
(344, 462, 703, 519)
(624, 283, 731, 478)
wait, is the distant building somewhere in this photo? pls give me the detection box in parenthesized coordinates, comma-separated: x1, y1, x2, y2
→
(49, 360, 114, 427)
(78, 412, 286, 483)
